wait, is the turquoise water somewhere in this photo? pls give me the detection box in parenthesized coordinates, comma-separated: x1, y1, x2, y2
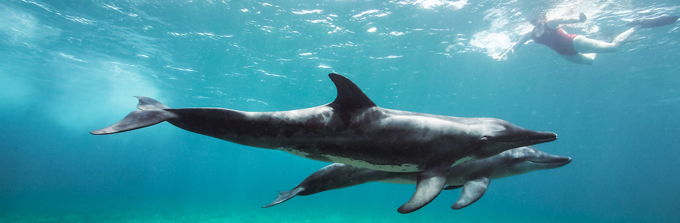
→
(1, 0, 679, 222)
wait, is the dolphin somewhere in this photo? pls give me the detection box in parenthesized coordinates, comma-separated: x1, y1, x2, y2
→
(263, 146, 571, 211)
(626, 15, 678, 28)
(91, 73, 557, 213)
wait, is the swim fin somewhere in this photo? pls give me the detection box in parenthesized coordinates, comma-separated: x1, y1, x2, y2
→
(627, 15, 679, 28)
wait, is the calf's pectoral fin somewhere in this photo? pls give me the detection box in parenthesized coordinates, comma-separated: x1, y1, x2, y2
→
(451, 177, 490, 209)
(397, 162, 451, 214)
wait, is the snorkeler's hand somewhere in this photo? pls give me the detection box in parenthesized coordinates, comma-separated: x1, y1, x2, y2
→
(579, 12, 587, 23)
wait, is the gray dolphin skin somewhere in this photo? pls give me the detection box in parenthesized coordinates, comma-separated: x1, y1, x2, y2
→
(263, 146, 571, 211)
(626, 15, 678, 28)
(91, 73, 557, 213)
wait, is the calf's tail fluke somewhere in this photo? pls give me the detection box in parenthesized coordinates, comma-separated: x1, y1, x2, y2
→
(262, 187, 305, 208)
(90, 96, 178, 135)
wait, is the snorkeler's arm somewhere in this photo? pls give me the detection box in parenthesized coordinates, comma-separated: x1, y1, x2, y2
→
(495, 32, 532, 61)
(546, 13, 587, 29)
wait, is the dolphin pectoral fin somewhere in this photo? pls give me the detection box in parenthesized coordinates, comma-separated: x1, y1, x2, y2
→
(443, 185, 463, 190)
(451, 177, 490, 210)
(90, 96, 177, 135)
(397, 163, 450, 214)
(262, 187, 305, 208)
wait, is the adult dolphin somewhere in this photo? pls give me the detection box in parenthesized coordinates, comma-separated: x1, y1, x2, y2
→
(627, 15, 679, 28)
(263, 146, 571, 211)
(91, 73, 557, 213)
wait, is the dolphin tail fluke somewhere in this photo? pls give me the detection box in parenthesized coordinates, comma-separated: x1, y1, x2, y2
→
(397, 162, 450, 214)
(627, 15, 679, 28)
(135, 96, 170, 110)
(451, 177, 490, 209)
(90, 96, 178, 135)
(262, 187, 305, 208)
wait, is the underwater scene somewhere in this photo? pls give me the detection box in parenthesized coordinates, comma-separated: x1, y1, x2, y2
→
(1, 0, 679, 222)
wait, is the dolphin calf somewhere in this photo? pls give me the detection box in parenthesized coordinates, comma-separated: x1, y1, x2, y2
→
(263, 146, 571, 211)
(91, 73, 557, 213)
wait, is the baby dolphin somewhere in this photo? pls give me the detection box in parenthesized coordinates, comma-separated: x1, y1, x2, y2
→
(91, 73, 557, 213)
(263, 146, 571, 212)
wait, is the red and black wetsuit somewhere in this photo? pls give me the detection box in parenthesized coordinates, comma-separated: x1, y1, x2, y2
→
(531, 24, 579, 55)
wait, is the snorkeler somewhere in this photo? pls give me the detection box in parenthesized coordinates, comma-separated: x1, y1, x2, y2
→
(495, 13, 679, 65)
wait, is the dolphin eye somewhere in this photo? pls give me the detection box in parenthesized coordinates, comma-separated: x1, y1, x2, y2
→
(478, 136, 490, 146)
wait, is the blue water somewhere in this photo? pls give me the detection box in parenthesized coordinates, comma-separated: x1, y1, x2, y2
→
(1, 0, 679, 222)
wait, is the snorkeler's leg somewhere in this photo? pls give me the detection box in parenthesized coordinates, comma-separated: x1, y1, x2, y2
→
(612, 26, 639, 47)
(572, 36, 617, 54)
(583, 53, 596, 61)
(560, 53, 594, 65)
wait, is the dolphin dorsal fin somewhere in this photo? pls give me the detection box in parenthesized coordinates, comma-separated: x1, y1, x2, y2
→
(328, 73, 376, 111)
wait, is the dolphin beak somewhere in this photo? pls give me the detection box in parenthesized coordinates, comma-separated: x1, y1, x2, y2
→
(528, 155, 571, 168)
(495, 130, 557, 146)
(525, 131, 558, 144)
